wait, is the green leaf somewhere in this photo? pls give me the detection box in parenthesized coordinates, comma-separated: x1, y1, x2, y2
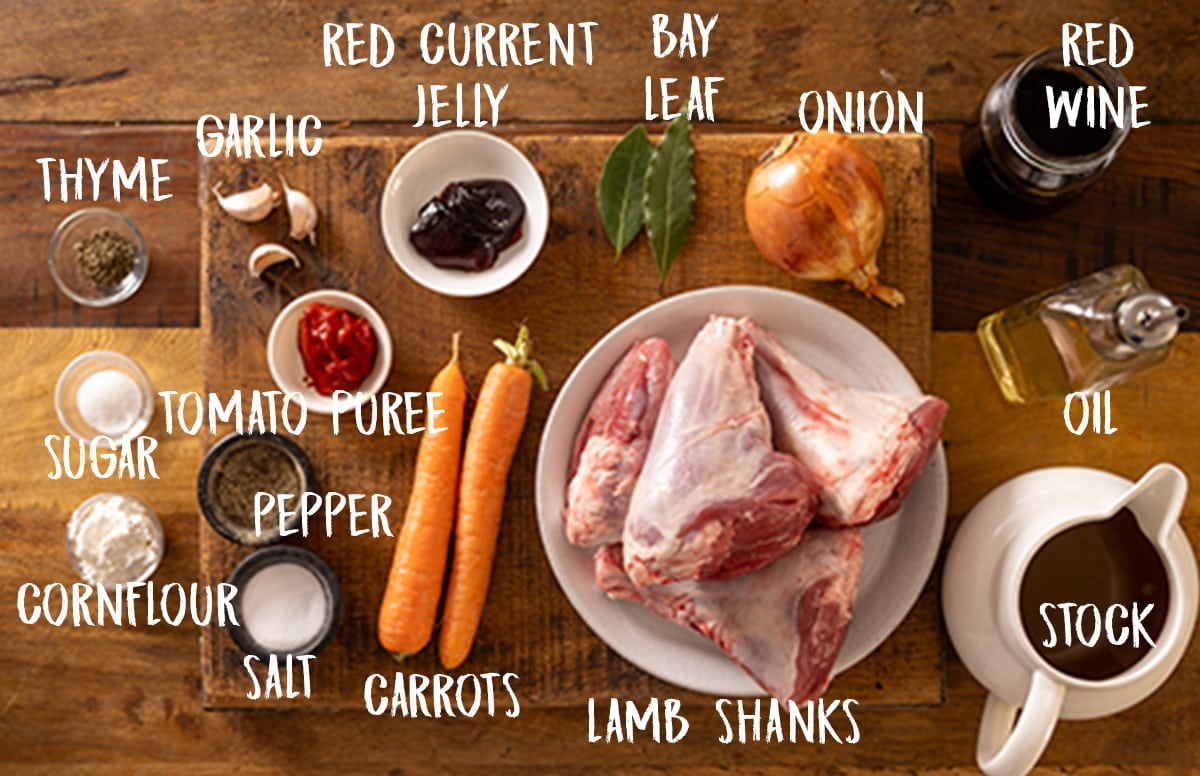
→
(643, 115, 695, 284)
(596, 125, 654, 261)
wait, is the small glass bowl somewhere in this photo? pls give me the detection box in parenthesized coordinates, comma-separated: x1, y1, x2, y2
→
(55, 350, 155, 444)
(49, 208, 148, 307)
(65, 493, 164, 585)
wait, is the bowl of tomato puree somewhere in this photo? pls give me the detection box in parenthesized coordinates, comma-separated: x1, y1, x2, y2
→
(267, 289, 393, 414)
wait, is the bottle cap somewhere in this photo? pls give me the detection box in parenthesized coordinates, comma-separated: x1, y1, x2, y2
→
(1116, 291, 1189, 350)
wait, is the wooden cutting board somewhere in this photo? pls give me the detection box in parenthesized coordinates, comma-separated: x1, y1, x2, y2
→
(198, 131, 935, 709)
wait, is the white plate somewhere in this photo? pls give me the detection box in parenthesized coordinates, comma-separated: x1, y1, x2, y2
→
(267, 289, 394, 415)
(380, 130, 549, 298)
(535, 285, 948, 698)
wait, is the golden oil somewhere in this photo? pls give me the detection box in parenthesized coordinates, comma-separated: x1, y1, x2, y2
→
(976, 265, 1187, 404)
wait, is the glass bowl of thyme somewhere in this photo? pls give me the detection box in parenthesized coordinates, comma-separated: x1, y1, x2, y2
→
(49, 208, 148, 307)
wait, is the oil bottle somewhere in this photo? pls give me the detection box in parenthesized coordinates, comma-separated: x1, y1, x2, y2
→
(977, 265, 1188, 403)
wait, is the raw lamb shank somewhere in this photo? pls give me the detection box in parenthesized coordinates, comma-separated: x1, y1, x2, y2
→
(595, 526, 864, 705)
(564, 338, 676, 547)
(745, 318, 947, 527)
(623, 316, 819, 585)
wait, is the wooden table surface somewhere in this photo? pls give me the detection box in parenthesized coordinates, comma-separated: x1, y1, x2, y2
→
(2, 1, 1198, 773)
(194, 131, 939, 710)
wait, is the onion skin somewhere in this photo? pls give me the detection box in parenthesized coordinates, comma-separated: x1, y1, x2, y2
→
(744, 132, 903, 306)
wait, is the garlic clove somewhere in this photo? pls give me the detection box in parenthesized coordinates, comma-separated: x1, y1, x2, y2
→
(213, 182, 279, 223)
(279, 174, 319, 245)
(248, 243, 300, 278)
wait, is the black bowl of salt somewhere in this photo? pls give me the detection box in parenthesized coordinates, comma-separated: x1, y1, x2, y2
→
(225, 545, 342, 659)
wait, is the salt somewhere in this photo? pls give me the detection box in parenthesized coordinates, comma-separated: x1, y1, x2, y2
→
(240, 562, 328, 652)
(77, 369, 143, 437)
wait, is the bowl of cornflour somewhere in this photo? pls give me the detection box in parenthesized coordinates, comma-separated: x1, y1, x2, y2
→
(66, 493, 164, 586)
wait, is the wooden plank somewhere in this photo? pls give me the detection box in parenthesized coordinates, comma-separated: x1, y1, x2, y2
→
(4, 123, 1197, 331)
(1, 1, 1197, 124)
(0, 125, 200, 327)
(197, 131, 935, 708)
(932, 124, 1200, 331)
(932, 332, 1200, 520)
(2, 328, 1197, 772)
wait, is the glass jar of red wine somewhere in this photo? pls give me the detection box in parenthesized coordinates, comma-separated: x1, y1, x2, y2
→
(961, 48, 1131, 216)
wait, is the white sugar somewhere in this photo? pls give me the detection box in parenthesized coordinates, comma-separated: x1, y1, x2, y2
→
(77, 369, 142, 437)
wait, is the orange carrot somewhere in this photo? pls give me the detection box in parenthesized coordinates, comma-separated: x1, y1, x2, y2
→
(377, 333, 467, 658)
(439, 324, 547, 669)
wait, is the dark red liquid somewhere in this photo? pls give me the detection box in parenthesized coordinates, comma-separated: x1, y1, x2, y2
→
(1015, 67, 1115, 157)
(961, 67, 1119, 217)
(960, 124, 1052, 217)
(409, 179, 525, 272)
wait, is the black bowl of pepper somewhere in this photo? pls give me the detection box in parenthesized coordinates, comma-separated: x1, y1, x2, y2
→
(49, 208, 148, 307)
(197, 432, 318, 546)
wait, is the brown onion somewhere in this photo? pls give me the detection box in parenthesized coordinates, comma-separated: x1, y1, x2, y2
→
(744, 132, 902, 306)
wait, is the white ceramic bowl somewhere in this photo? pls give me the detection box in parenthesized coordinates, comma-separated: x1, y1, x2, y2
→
(266, 289, 393, 415)
(380, 130, 549, 297)
(535, 286, 948, 698)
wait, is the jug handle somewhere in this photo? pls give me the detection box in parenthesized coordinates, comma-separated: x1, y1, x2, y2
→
(976, 670, 1065, 776)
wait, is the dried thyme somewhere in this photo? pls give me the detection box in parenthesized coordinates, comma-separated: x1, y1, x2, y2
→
(75, 228, 135, 287)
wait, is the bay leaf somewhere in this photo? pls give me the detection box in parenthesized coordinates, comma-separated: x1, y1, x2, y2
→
(596, 125, 654, 261)
(643, 115, 695, 284)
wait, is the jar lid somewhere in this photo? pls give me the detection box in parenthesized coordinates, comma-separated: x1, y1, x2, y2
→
(1116, 291, 1189, 350)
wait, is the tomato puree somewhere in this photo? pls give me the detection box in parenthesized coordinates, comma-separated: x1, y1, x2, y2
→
(298, 303, 377, 395)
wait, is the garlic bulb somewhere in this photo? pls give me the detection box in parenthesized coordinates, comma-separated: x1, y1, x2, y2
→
(212, 182, 279, 223)
(279, 174, 318, 245)
(248, 243, 300, 278)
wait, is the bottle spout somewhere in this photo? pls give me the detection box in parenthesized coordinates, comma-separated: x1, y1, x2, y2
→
(1117, 291, 1188, 349)
(1119, 463, 1189, 547)
(1163, 303, 1191, 331)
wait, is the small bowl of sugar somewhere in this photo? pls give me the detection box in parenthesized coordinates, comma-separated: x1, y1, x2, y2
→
(55, 350, 155, 444)
(225, 546, 342, 658)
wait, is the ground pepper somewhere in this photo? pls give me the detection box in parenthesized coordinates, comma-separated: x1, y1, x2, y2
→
(75, 228, 135, 287)
(209, 440, 303, 535)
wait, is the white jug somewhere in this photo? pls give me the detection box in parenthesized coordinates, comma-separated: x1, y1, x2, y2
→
(943, 463, 1198, 776)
